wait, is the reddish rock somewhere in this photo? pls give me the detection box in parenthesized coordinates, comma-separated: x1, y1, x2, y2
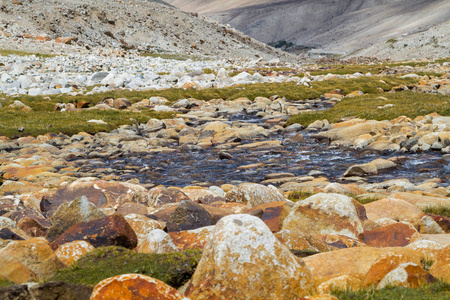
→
(123, 214, 166, 247)
(363, 222, 421, 247)
(169, 226, 214, 250)
(362, 252, 421, 287)
(90, 274, 187, 300)
(115, 202, 148, 215)
(17, 217, 47, 237)
(248, 201, 293, 232)
(364, 198, 425, 227)
(377, 263, 435, 289)
(429, 214, 450, 232)
(51, 214, 137, 250)
(55, 37, 72, 44)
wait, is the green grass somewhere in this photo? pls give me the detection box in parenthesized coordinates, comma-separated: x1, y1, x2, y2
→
(49, 246, 202, 288)
(306, 58, 449, 76)
(0, 76, 417, 138)
(288, 191, 317, 202)
(422, 205, 450, 217)
(287, 91, 450, 127)
(0, 278, 14, 288)
(332, 281, 450, 300)
(0, 49, 56, 58)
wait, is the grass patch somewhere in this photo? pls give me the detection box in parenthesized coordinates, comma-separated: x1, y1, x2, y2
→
(353, 194, 384, 205)
(287, 91, 450, 127)
(422, 205, 450, 217)
(0, 76, 415, 138)
(332, 281, 450, 300)
(288, 190, 317, 202)
(50, 246, 202, 288)
(0, 49, 56, 58)
(0, 278, 14, 288)
(0, 108, 173, 138)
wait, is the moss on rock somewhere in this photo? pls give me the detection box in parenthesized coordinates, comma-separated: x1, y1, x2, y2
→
(49, 246, 201, 288)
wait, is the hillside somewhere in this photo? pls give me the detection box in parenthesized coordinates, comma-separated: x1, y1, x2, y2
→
(166, 0, 450, 58)
(0, 0, 291, 60)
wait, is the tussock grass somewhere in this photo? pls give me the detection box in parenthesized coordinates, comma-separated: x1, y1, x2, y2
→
(332, 281, 450, 300)
(423, 205, 450, 217)
(287, 91, 450, 127)
(50, 246, 202, 288)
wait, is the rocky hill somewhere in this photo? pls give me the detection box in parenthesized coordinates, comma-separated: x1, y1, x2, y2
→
(0, 0, 292, 60)
(166, 0, 450, 58)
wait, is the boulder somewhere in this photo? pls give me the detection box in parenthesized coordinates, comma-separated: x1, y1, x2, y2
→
(46, 196, 105, 242)
(169, 226, 214, 250)
(376, 262, 435, 289)
(275, 230, 335, 253)
(137, 229, 178, 254)
(0, 256, 36, 283)
(123, 214, 166, 246)
(248, 201, 293, 232)
(225, 183, 287, 207)
(282, 193, 365, 240)
(363, 222, 421, 247)
(429, 245, 450, 284)
(44, 180, 148, 215)
(185, 214, 315, 299)
(364, 198, 425, 228)
(303, 247, 423, 285)
(0, 238, 62, 280)
(51, 214, 137, 250)
(148, 186, 189, 208)
(55, 240, 95, 266)
(90, 274, 188, 300)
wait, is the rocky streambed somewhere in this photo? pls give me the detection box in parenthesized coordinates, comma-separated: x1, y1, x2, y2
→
(1, 71, 450, 298)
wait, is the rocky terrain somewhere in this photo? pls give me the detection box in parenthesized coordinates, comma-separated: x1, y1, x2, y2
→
(0, 0, 291, 60)
(0, 0, 449, 299)
(167, 0, 450, 58)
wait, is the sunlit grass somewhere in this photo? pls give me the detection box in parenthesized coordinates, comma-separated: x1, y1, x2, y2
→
(287, 91, 450, 127)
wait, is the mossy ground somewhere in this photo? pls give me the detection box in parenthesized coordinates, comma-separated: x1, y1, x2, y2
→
(49, 246, 202, 288)
(0, 279, 14, 288)
(287, 91, 450, 127)
(332, 281, 450, 300)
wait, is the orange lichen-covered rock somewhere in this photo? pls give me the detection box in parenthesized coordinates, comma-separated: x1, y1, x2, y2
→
(0, 256, 36, 283)
(362, 252, 421, 287)
(302, 247, 423, 285)
(90, 274, 188, 300)
(55, 240, 95, 266)
(275, 230, 335, 253)
(282, 193, 365, 240)
(363, 222, 421, 247)
(430, 245, 450, 284)
(0, 238, 62, 280)
(364, 198, 425, 227)
(123, 213, 166, 247)
(169, 226, 214, 250)
(376, 263, 435, 289)
(248, 201, 293, 232)
(185, 214, 315, 300)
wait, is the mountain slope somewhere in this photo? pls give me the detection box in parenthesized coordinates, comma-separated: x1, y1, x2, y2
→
(0, 0, 291, 60)
(166, 0, 450, 57)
